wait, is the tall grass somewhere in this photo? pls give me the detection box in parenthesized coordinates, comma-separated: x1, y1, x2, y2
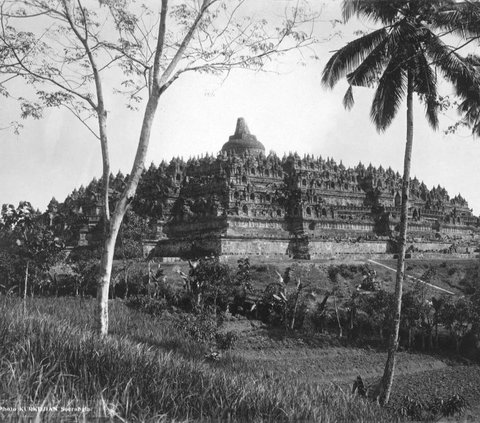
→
(0, 296, 398, 422)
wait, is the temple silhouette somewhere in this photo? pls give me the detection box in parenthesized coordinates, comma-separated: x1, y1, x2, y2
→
(48, 118, 479, 259)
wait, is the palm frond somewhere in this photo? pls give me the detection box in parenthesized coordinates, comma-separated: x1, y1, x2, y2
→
(455, 55, 480, 127)
(458, 99, 480, 136)
(413, 53, 438, 129)
(423, 93, 439, 130)
(321, 28, 387, 89)
(432, 2, 480, 39)
(459, 101, 480, 125)
(347, 33, 390, 88)
(342, 0, 408, 24)
(423, 28, 480, 102)
(370, 56, 407, 132)
(465, 54, 480, 67)
(343, 85, 355, 110)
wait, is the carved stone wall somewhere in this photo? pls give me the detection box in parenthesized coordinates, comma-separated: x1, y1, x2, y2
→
(52, 118, 477, 258)
(147, 119, 479, 259)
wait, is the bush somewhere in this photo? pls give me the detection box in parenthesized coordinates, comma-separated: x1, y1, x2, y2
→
(397, 394, 468, 421)
(174, 310, 218, 344)
(181, 257, 234, 313)
(328, 264, 358, 281)
(111, 264, 147, 298)
(125, 296, 168, 316)
(357, 290, 395, 344)
(448, 267, 458, 276)
(254, 264, 268, 272)
(215, 331, 238, 351)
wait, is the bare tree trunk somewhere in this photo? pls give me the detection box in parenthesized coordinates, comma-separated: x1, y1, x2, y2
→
(290, 291, 300, 330)
(124, 267, 129, 299)
(96, 217, 121, 335)
(31, 267, 35, 299)
(23, 260, 29, 309)
(455, 336, 461, 354)
(379, 71, 414, 406)
(349, 304, 355, 331)
(94, 0, 212, 336)
(334, 295, 343, 338)
(96, 93, 161, 335)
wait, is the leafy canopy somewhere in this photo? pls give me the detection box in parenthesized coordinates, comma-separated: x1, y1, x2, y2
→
(0, 0, 317, 134)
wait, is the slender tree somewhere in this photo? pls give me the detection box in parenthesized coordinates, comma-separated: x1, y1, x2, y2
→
(0, 0, 317, 335)
(321, 0, 476, 405)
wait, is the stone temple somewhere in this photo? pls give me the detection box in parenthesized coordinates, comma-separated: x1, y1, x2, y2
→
(142, 118, 479, 259)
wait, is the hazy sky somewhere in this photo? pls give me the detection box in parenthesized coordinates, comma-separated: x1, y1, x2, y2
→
(1, 0, 480, 214)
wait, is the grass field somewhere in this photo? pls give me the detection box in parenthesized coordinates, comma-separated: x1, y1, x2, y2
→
(228, 325, 480, 420)
(0, 296, 398, 422)
(1, 257, 478, 422)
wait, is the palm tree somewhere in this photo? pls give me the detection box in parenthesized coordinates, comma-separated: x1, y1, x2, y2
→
(434, 1, 480, 303)
(434, 2, 480, 133)
(322, 0, 477, 405)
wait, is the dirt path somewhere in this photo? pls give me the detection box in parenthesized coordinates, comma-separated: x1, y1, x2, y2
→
(239, 346, 448, 384)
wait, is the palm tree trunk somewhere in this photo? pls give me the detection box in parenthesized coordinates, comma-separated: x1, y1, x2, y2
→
(379, 70, 414, 406)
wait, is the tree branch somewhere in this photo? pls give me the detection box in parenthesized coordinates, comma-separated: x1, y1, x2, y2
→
(152, 0, 168, 92)
(157, 0, 218, 90)
(61, 0, 110, 221)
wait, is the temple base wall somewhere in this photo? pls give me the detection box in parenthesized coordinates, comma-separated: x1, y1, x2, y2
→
(152, 236, 465, 259)
(221, 238, 291, 256)
(308, 240, 387, 257)
(155, 237, 222, 258)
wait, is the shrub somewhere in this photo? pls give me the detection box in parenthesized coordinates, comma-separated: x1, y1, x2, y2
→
(398, 395, 425, 420)
(328, 264, 357, 281)
(397, 394, 468, 421)
(125, 296, 168, 316)
(111, 263, 147, 298)
(174, 310, 218, 344)
(436, 296, 475, 353)
(448, 267, 458, 276)
(180, 257, 234, 313)
(215, 331, 238, 351)
(357, 290, 395, 344)
(254, 264, 268, 272)
(437, 394, 468, 417)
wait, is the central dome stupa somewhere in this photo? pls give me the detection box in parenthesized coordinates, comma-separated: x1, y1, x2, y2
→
(221, 117, 265, 156)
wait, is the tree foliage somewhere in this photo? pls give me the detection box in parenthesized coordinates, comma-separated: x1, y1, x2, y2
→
(0, 201, 63, 296)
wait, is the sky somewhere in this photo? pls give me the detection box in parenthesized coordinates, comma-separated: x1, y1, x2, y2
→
(1, 0, 480, 215)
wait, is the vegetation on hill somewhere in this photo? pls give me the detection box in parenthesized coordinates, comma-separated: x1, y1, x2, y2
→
(0, 295, 397, 422)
